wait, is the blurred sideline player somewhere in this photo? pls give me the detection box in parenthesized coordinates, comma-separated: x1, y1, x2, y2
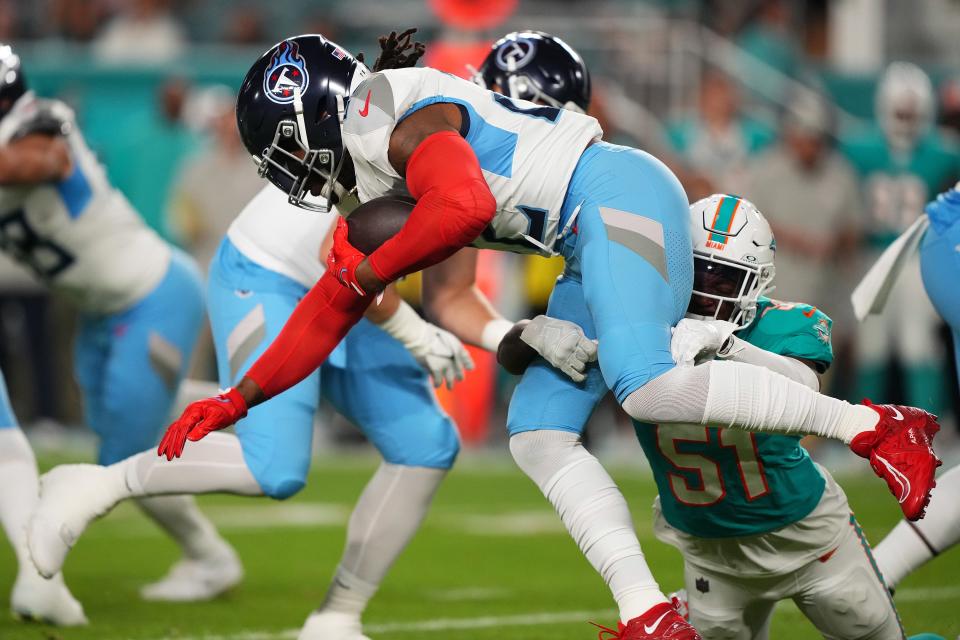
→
(842, 62, 960, 415)
(643, 196, 904, 639)
(0, 44, 241, 613)
(35, 32, 940, 640)
(863, 184, 960, 595)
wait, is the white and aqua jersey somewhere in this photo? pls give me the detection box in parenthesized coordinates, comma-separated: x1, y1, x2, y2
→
(0, 94, 170, 314)
(636, 297, 834, 538)
(227, 185, 334, 288)
(341, 67, 603, 256)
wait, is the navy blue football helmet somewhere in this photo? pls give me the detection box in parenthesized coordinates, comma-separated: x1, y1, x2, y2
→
(236, 34, 368, 212)
(0, 44, 27, 120)
(476, 31, 590, 113)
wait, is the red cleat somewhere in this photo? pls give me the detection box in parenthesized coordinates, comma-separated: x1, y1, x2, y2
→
(592, 603, 702, 639)
(850, 401, 942, 521)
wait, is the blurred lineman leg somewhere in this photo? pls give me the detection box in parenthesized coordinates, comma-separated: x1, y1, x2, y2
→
(874, 464, 960, 589)
(27, 433, 261, 579)
(302, 464, 446, 640)
(0, 426, 86, 625)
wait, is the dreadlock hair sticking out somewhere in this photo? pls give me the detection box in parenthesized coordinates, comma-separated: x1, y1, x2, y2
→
(372, 28, 426, 71)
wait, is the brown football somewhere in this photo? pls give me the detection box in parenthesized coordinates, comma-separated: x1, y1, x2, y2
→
(346, 195, 415, 255)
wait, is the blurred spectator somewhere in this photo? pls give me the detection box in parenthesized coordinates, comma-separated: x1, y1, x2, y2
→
(51, 0, 108, 41)
(168, 85, 263, 273)
(664, 67, 775, 190)
(223, 6, 266, 45)
(0, 0, 18, 40)
(742, 89, 861, 394)
(734, 0, 800, 80)
(841, 62, 960, 414)
(93, 0, 186, 63)
(938, 74, 960, 139)
(104, 77, 199, 239)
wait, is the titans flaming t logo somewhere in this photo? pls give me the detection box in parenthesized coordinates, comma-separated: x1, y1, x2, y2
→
(264, 40, 310, 104)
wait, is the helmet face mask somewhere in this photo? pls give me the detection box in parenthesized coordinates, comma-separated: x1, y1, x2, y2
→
(686, 194, 776, 328)
(256, 114, 344, 213)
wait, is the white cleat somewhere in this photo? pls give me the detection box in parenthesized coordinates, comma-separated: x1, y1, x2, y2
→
(299, 611, 372, 640)
(27, 464, 126, 578)
(140, 543, 243, 602)
(11, 569, 87, 626)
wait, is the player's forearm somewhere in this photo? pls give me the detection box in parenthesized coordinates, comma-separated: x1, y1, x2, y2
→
(424, 282, 507, 349)
(720, 336, 820, 390)
(363, 285, 402, 324)
(245, 270, 373, 402)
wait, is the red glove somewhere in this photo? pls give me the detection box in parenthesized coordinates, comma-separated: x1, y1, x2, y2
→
(327, 218, 368, 296)
(157, 388, 248, 461)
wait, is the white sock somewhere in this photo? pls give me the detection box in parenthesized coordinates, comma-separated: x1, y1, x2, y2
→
(135, 496, 229, 560)
(874, 463, 960, 588)
(623, 361, 879, 444)
(319, 463, 446, 616)
(121, 432, 263, 497)
(510, 430, 666, 623)
(0, 429, 39, 572)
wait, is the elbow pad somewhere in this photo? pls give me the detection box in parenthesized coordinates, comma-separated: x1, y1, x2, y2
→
(368, 130, 496, 283)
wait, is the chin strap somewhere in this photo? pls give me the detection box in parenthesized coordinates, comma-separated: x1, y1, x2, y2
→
(292, 86, 311, 149)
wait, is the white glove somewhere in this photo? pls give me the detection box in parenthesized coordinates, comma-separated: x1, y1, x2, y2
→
(670, 318, 738, 367)
(407, 324, 475, 389)
(377, 302, 474, 389)
(520, 315, 598, 383)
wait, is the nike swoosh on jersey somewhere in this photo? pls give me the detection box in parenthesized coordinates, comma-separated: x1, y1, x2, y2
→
(358, 90, 372, 117)
(890, 406, 904, 420)
(874, 454, 911, 503)
(644, 611, 670, 634)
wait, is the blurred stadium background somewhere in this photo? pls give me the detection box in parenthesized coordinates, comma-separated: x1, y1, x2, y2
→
(1, 1, 960, 636)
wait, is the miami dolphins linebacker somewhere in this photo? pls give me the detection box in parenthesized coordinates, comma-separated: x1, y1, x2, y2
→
(637, 195, 906, 639)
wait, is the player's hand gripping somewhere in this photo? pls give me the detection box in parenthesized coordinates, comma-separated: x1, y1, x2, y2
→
(671, 318, 738, 366)
(520, 315, 598, 383)
(157, 388, 248, 460)
(410, 323, 475, 389)
(328, 217, 368, 296)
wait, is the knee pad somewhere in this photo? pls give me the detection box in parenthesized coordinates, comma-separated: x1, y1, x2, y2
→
(688, 606, 749, 640)
(799, 566, 900, 639)
(377, 412, 460, 470)
(259, 476, 306, 501)
(509, 429, 582, 488)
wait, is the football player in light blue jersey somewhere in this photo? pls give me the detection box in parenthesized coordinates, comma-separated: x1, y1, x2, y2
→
(0, 43, 239, 618)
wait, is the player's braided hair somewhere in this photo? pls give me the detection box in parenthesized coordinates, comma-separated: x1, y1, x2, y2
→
(356, 28, 426, 72)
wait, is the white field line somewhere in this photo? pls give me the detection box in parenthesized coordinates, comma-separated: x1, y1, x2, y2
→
(154, 608, 616, 640)
(152, 584, 960, 640)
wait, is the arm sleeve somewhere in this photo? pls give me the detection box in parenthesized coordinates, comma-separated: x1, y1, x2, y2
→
(721, 336, 820, 390)
(367, 130, 496, 283)
(245, 270, 372, 399)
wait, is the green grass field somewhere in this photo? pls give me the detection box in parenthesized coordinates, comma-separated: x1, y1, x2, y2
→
(1, 454, 956, 640)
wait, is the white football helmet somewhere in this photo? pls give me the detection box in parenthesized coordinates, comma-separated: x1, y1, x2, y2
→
(688, 194, 776, 327)
(876, 61, 933, 152)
